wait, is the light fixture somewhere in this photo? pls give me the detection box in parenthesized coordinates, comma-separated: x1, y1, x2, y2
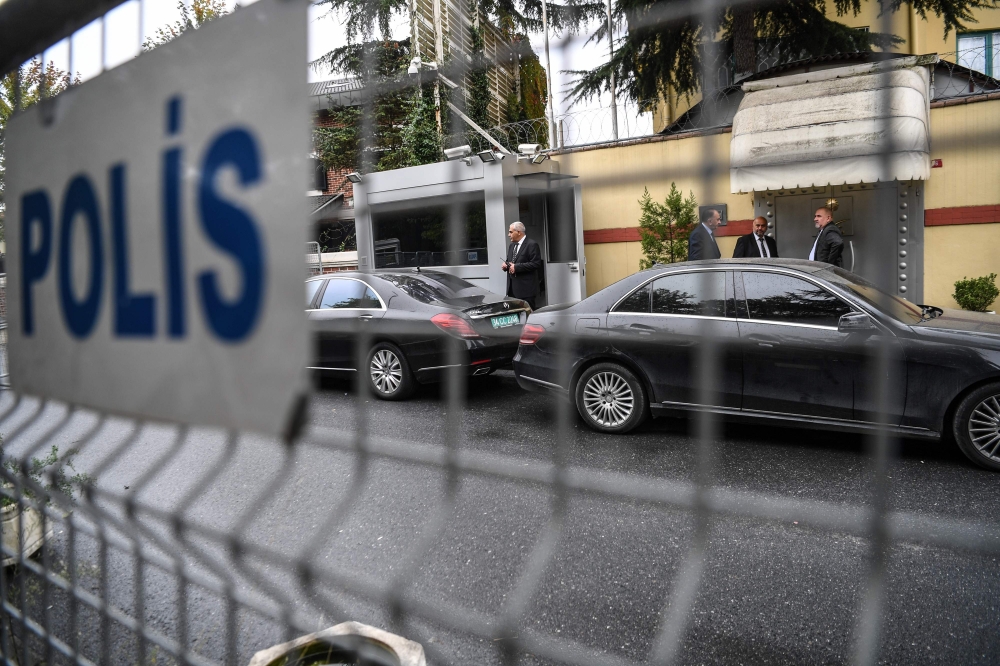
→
(530, 153, 549, 164)
(444, 145, 472, 161)
(346, 172, 362, 183)
(477, 149, 498, 163)
(517, 143, 541, 156)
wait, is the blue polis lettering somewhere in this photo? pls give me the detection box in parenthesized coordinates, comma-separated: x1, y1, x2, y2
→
(19, 96, 266, 342)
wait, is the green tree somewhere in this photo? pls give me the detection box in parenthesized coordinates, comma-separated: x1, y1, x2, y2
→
(505, 39, 549, 122)
(571, 0, 997, 105)
(313, 39, 442, 172)
(0, 60, 77, 237)
(142, 0, 232, 50)
(467, 24, 493, 128)
(637, 184, 697, 268)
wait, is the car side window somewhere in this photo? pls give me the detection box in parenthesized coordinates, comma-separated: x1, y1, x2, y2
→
(742, 272, 852, 327)
(615, 282, 651, 313)
(306, 280, 324, 308)
(651, 271, 727, 317)
(318, 279, 382, 309)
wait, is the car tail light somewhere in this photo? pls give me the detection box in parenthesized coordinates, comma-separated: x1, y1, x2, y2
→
(519, 324, 545, 345)
(431, 313, 480, 339)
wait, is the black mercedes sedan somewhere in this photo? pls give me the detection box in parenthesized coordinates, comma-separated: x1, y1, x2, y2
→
(514, 258, 1000, 472)
(307, 270, 529, 400)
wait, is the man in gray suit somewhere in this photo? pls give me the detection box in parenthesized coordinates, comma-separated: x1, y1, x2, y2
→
(808, 207, 844, 267)
(688, 207, 722, 261)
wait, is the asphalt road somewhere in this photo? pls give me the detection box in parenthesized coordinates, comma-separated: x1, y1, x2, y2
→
(2, 371, 998, 666)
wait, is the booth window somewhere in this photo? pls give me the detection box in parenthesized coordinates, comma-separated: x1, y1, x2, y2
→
(372, 193, 488, 268)
(958, 31, 1000, 76)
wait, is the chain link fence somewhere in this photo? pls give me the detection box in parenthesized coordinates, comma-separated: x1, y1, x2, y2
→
(3, 1, 1000, 666)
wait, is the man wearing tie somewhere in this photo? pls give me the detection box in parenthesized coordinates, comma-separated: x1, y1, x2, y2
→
(732, 216, 778, 258)
(500, 221, 542, 309)
(808, 207, 844, 267)
(687, 207, 722, 261)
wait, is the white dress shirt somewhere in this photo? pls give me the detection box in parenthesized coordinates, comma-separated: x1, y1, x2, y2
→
(513, 236, 525, 259)
(808, 227, 824, 261)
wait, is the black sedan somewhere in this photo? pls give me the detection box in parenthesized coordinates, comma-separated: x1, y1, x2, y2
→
(307, 270, 529, 399)
(514, 258, 1000, 472)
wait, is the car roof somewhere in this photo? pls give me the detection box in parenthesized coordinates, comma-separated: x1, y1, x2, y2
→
(642, 258, 827, 274)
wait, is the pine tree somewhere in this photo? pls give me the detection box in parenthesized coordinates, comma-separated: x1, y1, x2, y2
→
(570, 0, 996, 104)
(637, 184, 697, 268)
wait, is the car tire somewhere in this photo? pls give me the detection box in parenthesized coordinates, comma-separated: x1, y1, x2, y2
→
(575, 362, 648, 434)
(953, 383, 1000, 472)
(366, 343, 414, 401)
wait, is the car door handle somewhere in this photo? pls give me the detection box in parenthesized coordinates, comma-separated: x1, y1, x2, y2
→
(756, 342, 774, 348)
(629, 323, 654, 335)
(358, 314, 374, 320)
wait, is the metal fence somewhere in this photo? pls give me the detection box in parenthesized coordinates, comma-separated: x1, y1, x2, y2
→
(2, 1, 1000, 666)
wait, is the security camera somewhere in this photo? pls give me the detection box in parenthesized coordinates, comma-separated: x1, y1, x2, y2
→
(407, 57, 421, 76)
(517, 143, 541, 156)
(443, 145, 473, 161)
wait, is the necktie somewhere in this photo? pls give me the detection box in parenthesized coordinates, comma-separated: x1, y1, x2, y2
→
(758, 237, 768, 258)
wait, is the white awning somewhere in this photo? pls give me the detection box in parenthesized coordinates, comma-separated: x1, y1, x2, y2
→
(730, 56, 937, 194)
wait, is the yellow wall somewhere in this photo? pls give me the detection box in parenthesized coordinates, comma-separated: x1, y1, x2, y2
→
(827, 3, 1000, 56)
(925, 98, 1000, 209)
(554, 131, 753, 234)
(584, 241, 644, 296)
(925, 224, 1000, 309)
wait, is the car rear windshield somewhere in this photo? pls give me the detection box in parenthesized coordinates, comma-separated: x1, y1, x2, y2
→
(817, 267, 924, 324)
(379, 272, 488, 305)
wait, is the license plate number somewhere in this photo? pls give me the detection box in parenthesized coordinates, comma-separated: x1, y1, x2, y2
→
(490, 313, 520, 329)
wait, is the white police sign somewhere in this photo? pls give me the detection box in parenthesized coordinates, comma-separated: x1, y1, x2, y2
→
(5, 0, 310, 437)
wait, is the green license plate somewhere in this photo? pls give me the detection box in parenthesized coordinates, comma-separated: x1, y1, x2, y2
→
(490, 313, 520, 329)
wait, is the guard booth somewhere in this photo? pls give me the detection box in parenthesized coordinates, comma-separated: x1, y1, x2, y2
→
(353, 153, 586, 306)
(731, 56, 935, 301)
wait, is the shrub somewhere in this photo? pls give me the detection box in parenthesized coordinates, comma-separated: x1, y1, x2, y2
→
(953, 273, 1000, 312)
(1, 443, 91, 509)
(637, 184, 698, 269)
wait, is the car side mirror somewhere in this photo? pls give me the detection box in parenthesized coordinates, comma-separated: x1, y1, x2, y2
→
(838, 311, 876, 332)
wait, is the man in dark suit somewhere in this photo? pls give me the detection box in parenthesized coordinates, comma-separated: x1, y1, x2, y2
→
(808, 207, 844, 267)
(500, 221, 543, 309)
(733, 216, 778, 258)
(687, 207, 722, 261)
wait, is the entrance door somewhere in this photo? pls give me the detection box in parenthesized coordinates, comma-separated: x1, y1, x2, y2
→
(754, 182, 923, 301)
(543, 184, 586, 305)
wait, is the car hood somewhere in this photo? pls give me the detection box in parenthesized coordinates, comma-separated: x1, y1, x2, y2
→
(912, 309, 1000, 349)
(912, 308, 1000, 335)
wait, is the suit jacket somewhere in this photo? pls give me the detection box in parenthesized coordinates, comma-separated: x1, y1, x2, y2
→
(687, 224, 721, 261)
(733, 233, 778, 258)
(812, 224, 844, 267)
(504, 237, 543, 299)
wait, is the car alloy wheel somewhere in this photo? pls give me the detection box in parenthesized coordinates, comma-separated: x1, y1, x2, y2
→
(953, 382, 1000, 472)
(575, 362, 648, 433)
(967, 394, 1000, 463)
(370, 349, 403, 395)
(583, 371, 635, 427)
